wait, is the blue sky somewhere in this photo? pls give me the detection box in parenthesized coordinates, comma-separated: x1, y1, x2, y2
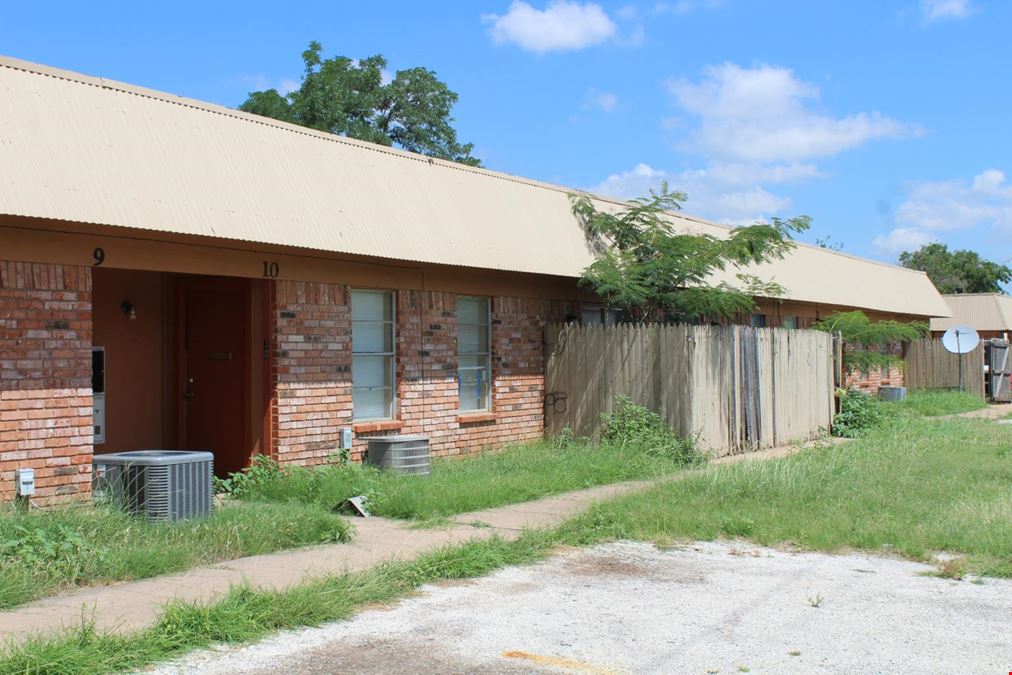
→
(3, 0, 1011, 264)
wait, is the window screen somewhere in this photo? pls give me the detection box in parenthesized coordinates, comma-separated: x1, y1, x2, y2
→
(458, 296, 491, 411)
(352, 290, 395, 420)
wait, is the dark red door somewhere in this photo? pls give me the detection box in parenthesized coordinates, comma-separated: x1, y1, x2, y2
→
(182, 283, 248, 477)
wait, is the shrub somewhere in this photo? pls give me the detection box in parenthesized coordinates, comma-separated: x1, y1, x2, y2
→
(601, 396, 701, 465)
(832, 389, 893, 438)
(213, 455, 285, 498)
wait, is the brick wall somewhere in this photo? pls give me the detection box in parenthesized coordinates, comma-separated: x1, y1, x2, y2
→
(844, 341, 906, 392)
(272, 280, 352, 466)
(270, 282, 576, 466)
(0, 261, 93, 502)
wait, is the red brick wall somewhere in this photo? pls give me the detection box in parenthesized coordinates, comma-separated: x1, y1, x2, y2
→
(844, 341, 906, 392)
(270, 282, 576, 466)
(272, 280, 352, 466)
(0, 261, 93, 503)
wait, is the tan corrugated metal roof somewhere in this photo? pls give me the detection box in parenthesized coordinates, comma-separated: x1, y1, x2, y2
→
(931, 294, 1012, 331)
(0, 55, 950, 318)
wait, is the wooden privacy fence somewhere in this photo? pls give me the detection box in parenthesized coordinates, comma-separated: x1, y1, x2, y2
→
(904, 337, 985, 395)
(544, 323, 835, 456)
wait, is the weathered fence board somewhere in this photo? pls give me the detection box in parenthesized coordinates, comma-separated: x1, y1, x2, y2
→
(904, 338, 985, 395)
(544, 323, 834, 456)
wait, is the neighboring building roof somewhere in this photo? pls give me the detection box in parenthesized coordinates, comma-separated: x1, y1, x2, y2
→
(931, 294, 1012, 332)
(0, 56, 950, 318)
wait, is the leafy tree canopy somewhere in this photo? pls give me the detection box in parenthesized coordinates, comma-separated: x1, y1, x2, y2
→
(814, 310, 927, 373)
(571, 183, 811, 321)
(898, 242, 1011, 294)
(240, 41, 480, 166)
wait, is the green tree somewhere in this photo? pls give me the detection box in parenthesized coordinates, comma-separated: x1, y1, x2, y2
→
(814, 311, 927, 374)
(240, 41, 480, 166)
(898, 243, 1011, 294)
(571, 184, 811, 321)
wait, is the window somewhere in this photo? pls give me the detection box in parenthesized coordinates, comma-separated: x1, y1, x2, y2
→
(352, 290, 395, 420)
(581, 305, 621, 326)
(458, 296, 491, 411)
(782, 316, 798, 329)
(750, 314, 767, 328)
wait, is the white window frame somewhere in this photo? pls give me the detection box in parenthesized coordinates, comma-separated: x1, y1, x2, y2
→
(351, 289, 396, 421)
(457, 296, 492, 412)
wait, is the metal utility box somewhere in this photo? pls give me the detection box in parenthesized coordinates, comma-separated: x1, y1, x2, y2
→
(93, 450, 214, 521)
(365, 435, 430, 476)
(878, 386, 907, 402)
(14, 468, 35, 497)
(92, 347, 106, 444)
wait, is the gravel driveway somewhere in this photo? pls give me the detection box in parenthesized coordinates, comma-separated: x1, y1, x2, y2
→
(152, 541, 1012, 674)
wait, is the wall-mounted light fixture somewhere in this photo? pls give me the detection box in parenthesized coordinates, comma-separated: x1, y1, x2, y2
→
(121, 300, 137, 320)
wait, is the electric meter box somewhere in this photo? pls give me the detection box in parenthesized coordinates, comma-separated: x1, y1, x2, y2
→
(14, 468, 35, 497)
(92, 347, 106, 444)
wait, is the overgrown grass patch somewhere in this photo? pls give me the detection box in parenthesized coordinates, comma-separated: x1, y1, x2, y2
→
(893, 388, 988, 417)
(232, 429, 701, 520)
(0, 501, 350, 610)
(0, 531, 559, 675)
(559, 415, 1012, 577)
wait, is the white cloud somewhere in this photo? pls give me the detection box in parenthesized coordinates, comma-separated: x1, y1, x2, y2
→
(278, 78, 299, 95)
(589, 162, 799, 225)
(920, 0, 976, 22)
(873, 227, 938, 255)
(895, 169, 1012, 232)
(586, 88, 619, 112)
(483, 1, 617, 53)
(666, 63, 920, 163)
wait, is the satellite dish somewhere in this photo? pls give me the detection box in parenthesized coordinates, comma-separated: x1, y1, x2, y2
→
(942, 325, 980, 354)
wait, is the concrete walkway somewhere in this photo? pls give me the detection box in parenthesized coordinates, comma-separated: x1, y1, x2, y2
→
(0, 441, 827, 647)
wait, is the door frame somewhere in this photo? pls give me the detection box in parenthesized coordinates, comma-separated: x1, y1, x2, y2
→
(175, 276, 253, 467)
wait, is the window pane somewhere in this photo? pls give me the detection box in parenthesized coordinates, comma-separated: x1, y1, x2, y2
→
(782, 316, 798, 329)
(354, 387, 391, 419)
(352, 290, 392, 322)
(458, 297, 488, 325)
(582, 307, 602, 325)
(353, 321, 392, 353)
(458, 366, 489, 411)
(352, 355, 391, 388)
(750, 314, 767, 328)
(459, 354, 488, 370)
(458, 325, 489, 355)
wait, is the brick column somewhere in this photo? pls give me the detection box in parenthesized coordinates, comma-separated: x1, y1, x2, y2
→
(0, 261, 93, 502)
(272, 280, 352, 466)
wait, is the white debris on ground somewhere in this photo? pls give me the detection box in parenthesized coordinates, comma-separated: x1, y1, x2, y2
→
(151, 541, 1012, 674)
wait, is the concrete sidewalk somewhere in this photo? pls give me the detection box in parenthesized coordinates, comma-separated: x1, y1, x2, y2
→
(0, 443, 818, 647)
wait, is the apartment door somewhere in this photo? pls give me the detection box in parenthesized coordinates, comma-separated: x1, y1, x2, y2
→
(180, 280, 249, 476)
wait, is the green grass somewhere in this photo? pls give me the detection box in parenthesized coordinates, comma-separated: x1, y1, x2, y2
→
(0, 531, 560, 675)
(558, 415, 1012, 577)
(892, 388, 988, 417)
(235, 438, 697, 520)
(2, 410, 1009, 674)
(0, 501, 350, 610)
